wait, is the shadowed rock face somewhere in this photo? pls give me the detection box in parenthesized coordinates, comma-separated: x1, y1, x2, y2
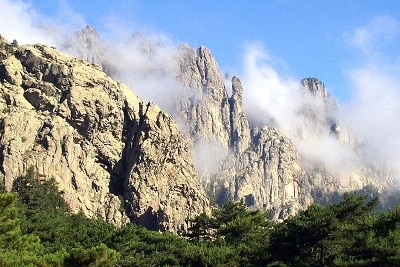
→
(0, 35, 209, 232)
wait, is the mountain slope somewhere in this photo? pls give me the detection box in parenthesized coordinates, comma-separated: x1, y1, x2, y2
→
(0, 35, 209, 232)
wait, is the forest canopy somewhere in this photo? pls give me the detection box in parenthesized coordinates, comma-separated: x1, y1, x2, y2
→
(0, 169, 399, 266)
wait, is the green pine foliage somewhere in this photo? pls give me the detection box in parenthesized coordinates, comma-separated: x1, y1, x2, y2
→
(0, 166, 399, 266)
(106, 223, 241, 266)
(0, 192, 53, 266)
(6, 167, 119, 266)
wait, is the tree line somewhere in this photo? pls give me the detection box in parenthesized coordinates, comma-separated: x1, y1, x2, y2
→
(0, 167, 399, 266)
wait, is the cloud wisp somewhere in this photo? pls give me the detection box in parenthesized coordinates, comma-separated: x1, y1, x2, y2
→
(239, 42, 358, 174)
(0, 0, 86, 47)
(348, 15, 399, 58)
(0, 0, 51, 44)
(239, 16, 400, 181)
(342, 16, 400, 174)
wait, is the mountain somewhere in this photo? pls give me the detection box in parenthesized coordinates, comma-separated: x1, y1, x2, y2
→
(175, 44, 395, 218)
(0, 26, 397, 232)
(176, 45, 312, 218)
(0, 35, 209, 232)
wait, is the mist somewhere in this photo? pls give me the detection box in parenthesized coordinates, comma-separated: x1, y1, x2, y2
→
(96, 32, 182, 113)
(0, 0, 85, 47)
(239, 16, 400, 181)
(342, 59, 400, 171)
(238, 43, 354, 174)
(192, 139, 229, 175)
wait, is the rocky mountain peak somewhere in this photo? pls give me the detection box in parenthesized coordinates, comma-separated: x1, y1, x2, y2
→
(178, 45, 227, 101)
(231, 76, 243, 101)
(81, 25, 99, 37)
(175, 45, 394, 218)
(75, 25, 100, 47)
(66, 25, 102, 67)
(175, 46, 312, 217)
(302, 77, 330, 99)
(228, 76, 250, 153)
(130, 32, 161, 54)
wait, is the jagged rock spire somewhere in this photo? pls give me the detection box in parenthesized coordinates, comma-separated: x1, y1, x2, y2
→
(302, 77, 330, 99)
(229, 76, 250, 153)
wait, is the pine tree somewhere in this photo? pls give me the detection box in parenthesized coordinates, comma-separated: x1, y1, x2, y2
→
(0, 192, 50, 266)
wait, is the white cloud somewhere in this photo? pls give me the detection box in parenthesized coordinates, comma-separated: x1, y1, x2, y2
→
(241, 42, 301, 131)
(349, 15, 399, 57)
(239, 42, 357, 174)
(342, 62, 400, 171)
(339, 15, 400, 177)
(0, 0, 86, 47)
(98, 31, 181, 112)
(0, 0, 46, 44)
(192, 139, 229, 175)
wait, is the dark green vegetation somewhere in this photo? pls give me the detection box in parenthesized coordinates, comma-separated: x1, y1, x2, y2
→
(0, 167, 399, 266)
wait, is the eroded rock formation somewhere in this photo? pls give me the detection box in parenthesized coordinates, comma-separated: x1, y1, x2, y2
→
(0, 35, 209, 232)
(175, 45, 394, 218)
(176, 45, 313, 218)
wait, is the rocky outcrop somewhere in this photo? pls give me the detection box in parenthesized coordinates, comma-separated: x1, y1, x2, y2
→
(300, 78, 353, 145)
(176, 45, 313, 218)
(302, 77, 330, 99)
(121, 102, 209, 232)
(176, 45, 232, 146)
(175, 46, 394, 218)
(0, 35, 209, 232)
(214, 126, 312, 219)
(177, 46, 251, 153)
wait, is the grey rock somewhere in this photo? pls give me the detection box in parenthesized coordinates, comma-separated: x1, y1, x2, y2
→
(0, 41, 210, 232)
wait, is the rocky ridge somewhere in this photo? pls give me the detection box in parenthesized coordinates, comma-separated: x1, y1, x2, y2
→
(65, 27, 394, 218)
(0, 35, 209, 232)
(175, 45, 394, 217)
(66, 26, 393, 219)
(176, 46, 313, 218)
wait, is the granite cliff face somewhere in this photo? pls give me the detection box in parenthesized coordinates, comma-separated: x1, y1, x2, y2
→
(0, 35, 209, 232)
(174, 45, 394, 218)
(176, 46, 313, 218)
(300, 77, 351, 144)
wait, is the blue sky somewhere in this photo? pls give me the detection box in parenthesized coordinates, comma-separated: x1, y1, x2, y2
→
(15, 0, 399, 102)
